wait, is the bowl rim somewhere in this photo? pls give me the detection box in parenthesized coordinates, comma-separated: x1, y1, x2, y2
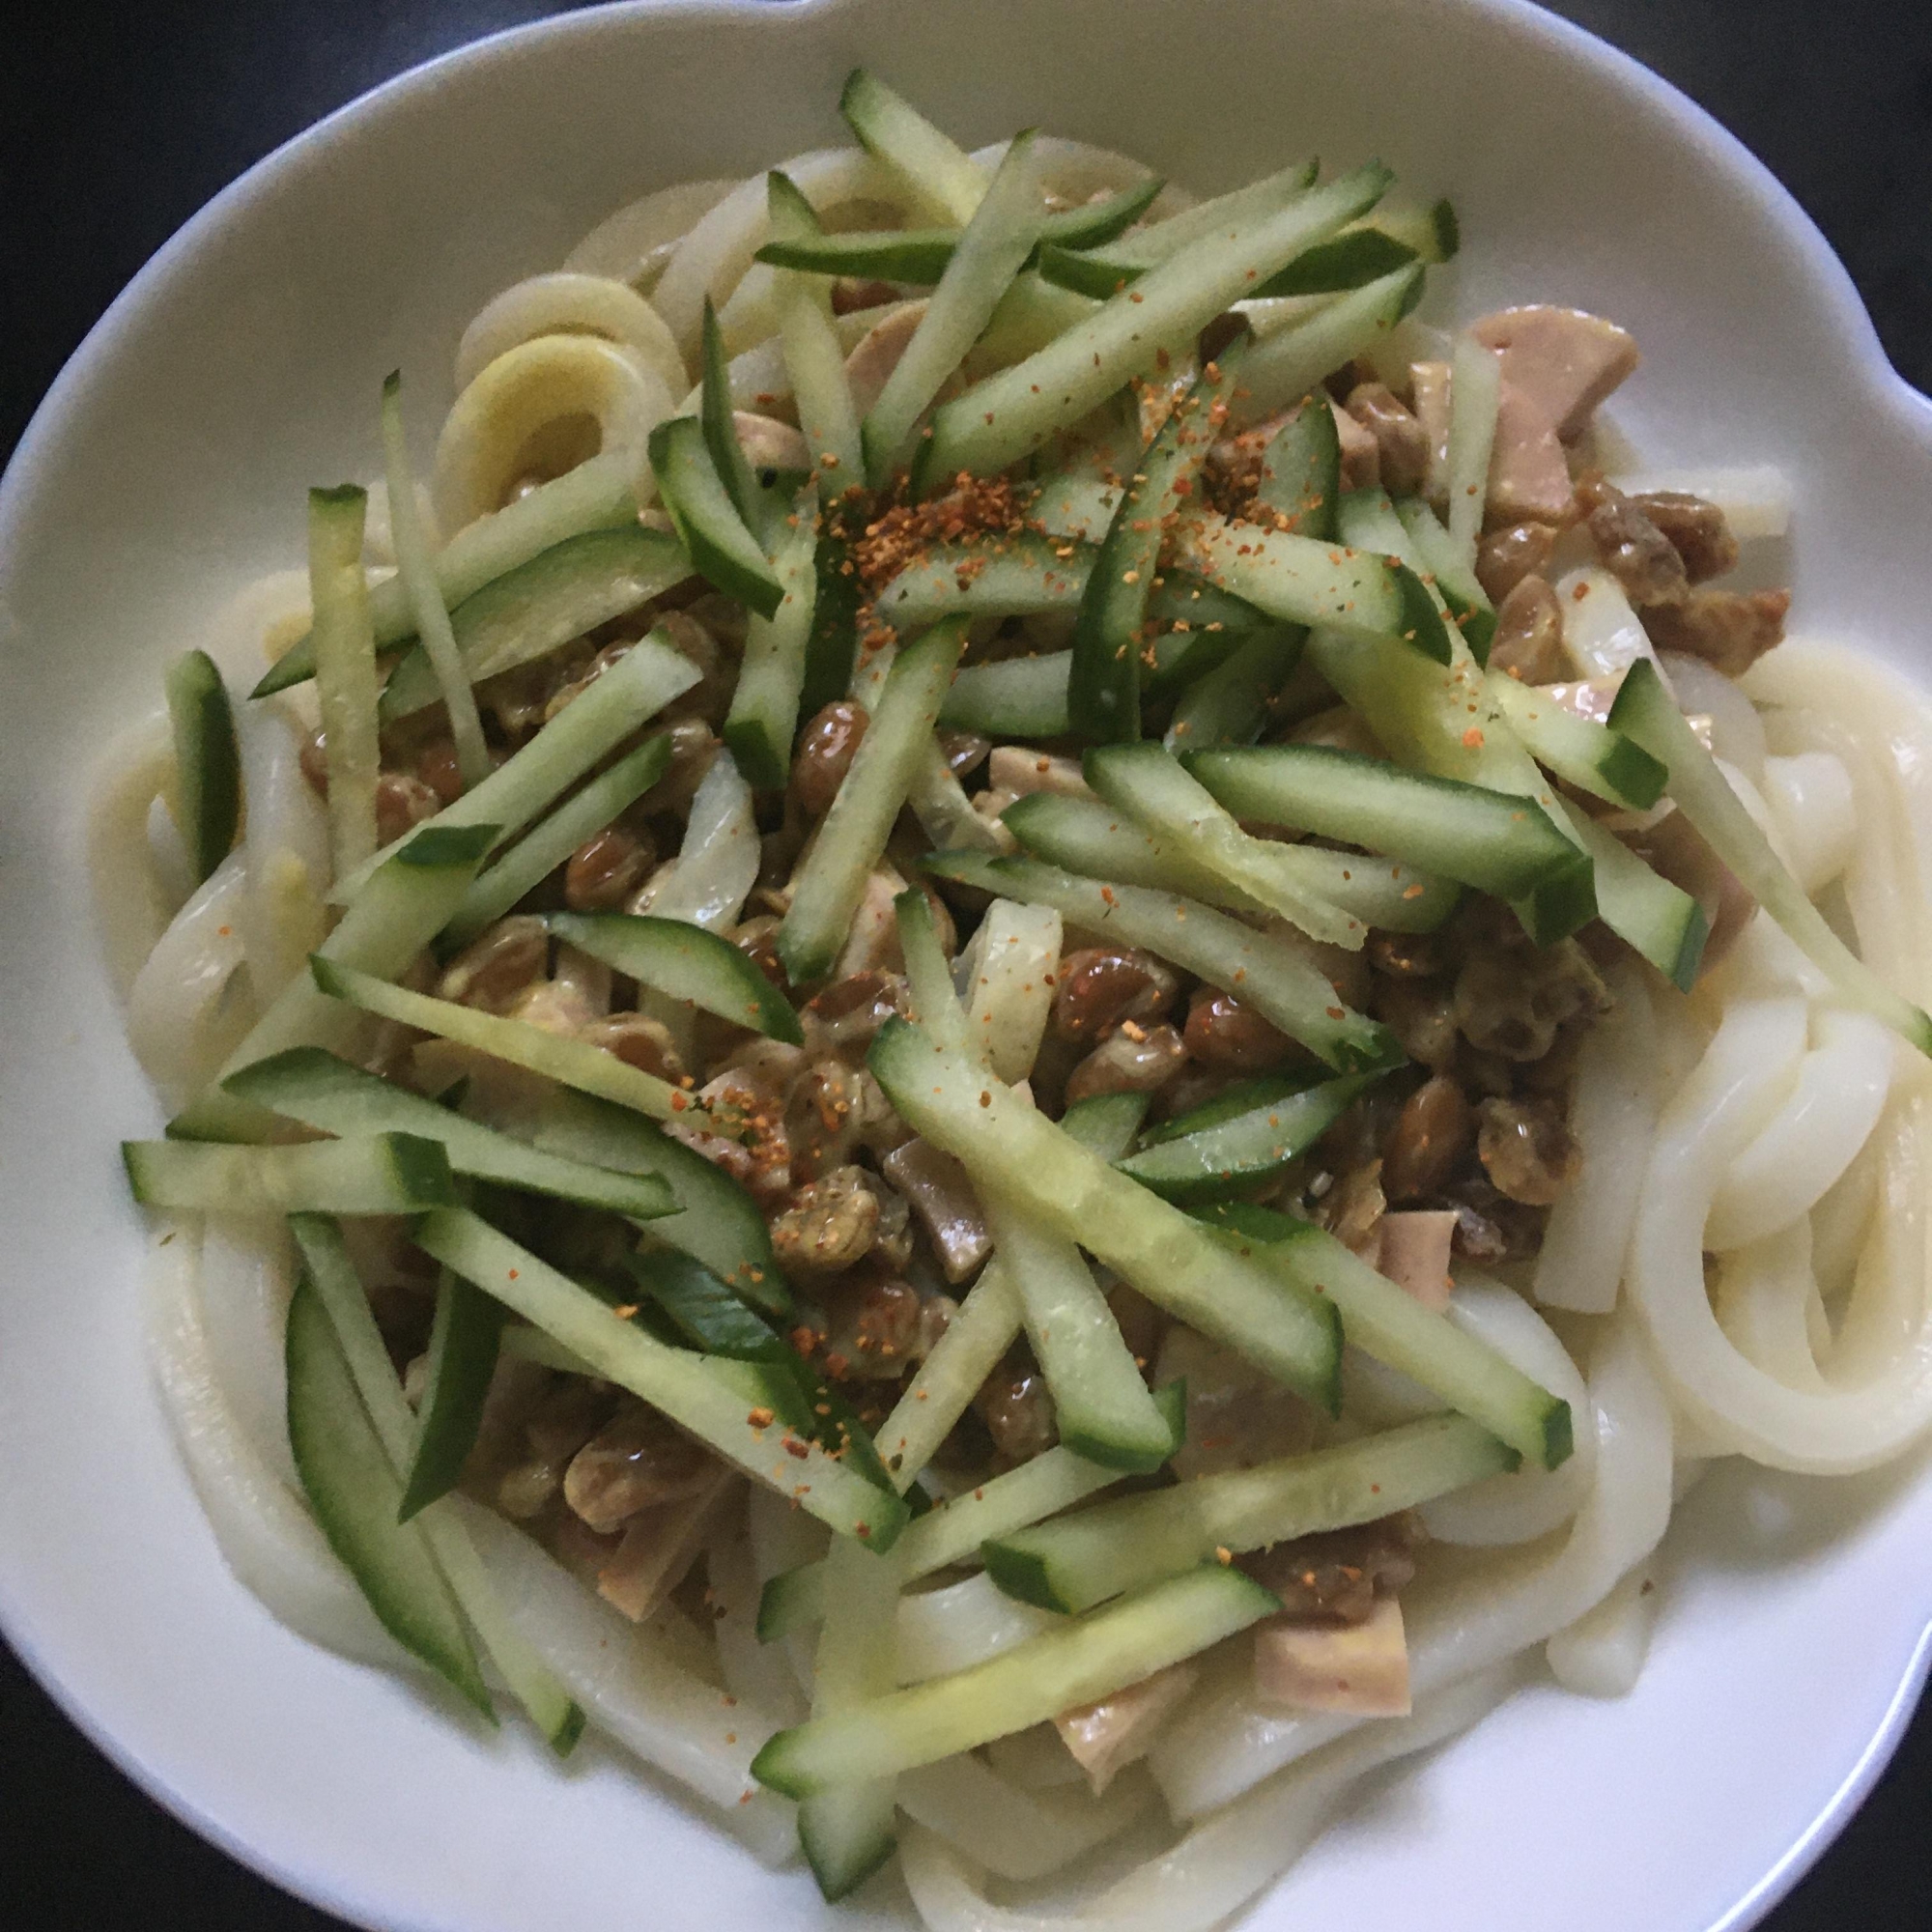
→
(3, 3, 1931, 1928)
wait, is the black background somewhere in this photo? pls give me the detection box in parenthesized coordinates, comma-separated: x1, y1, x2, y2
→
(5, 1, 1932, 1925)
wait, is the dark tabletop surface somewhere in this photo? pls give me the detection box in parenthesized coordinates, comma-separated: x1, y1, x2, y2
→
(6, 0, 1932, 1925)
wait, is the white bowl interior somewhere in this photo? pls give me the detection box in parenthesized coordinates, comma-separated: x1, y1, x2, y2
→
(5, 1, 1932, 1926)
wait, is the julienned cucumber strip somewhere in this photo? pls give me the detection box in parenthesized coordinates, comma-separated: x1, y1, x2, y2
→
(1552, 797, 1708, 992)
(875, 531, 1266, 639)
(1486, 669, 1666, 810)
(1084, 742, 1361, 949)
(256, 451, 639, 696)
(839, 67, 984, 225)
(1116, 1072, 1375, 1204)
(1039, 220, 1415, 304)
(894, 886, 971, 1053)
(767, 175, 866, 487)
(760, 225, 961, 284)
(333, 637, 699, 903)
(1445, 329, 1502, 564)
(916, 164, 1392, 484)
(1067, 354, 1236, 742)
(1208, 1202, 1574, 1468)
(512, 1089, 790, 1315)
(1393, 497, 1494, 661)
(380, 371, 490, 786)
(983, 1413, 1511, 1615)
(940, 653, 1071, 737)
(308, 484, 382, 882)
(1297, 627, 1600, 947)
(1171, 510, 1450, 662)
(752, 1565, 1277, 1798)
(1233, 266, 1426, 426)
(778, 619, 966, 983)
(798, 515, 864, 719)
(874, 1265, 1025, 1488)
(169, 824, 497, 1143)
(1162, 627, 1306, 753)
(309, 957, 695, 1124)
(1056, 1091, 1151, 1161)
(700, 299, 765, 535)
(649, 415, 785, 620)
(623, 1248, 792, 1361)
(285, 1272, 493, 1718)
(379, 526, 693, 724)
(723, 486, 820, 788)
(983, 1193, 1175, 1473)
(757, 1384, 1183, 1642)
(1037, 158, 1319, 284)
(124, 1131, 457, 1214)
(797, 1534, 906, 1900)
(863, 130, 1042, 487)
(399, 1268, 504, 1522)
(290, 1213, 582, 1749)
(548, 912, 804, 1043)
(926, 852, 1398, 1073)
(867, 1019, 1342, 1408)
(414, 1208, 906, 1549)
(1609, 657, 1932, 1047)
(873, 530, 1089, 633)
(439, 734, 673, 954)
(1256, 390, 1342, 540)
(164, 650, 240, 883)
(754, 178, 1163, 286)
(221, 1047, 678, 1220)
(1183, 744, 1581, 899)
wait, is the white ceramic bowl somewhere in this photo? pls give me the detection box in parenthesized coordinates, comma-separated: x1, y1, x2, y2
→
(6, 1, 1932, 1926)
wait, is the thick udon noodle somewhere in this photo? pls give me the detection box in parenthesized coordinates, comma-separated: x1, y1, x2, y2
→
(90, 134, 1932, 1928)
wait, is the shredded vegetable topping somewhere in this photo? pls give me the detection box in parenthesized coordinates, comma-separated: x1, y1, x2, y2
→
(95, 65, 1932, 1929)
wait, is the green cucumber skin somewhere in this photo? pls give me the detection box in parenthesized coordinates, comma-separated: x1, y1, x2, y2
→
(546, 913, 806, 1044)
(799, 1783, 898, 1902)
(285, 1276, 493, 1717)
(221, 1046, 678, 1222)
(648, 415, 785, 621)
(1256, 394, 1341, 541)
(1209, 1202, 1574, 1469)
(1162, 388, 1331, 750)
(1116, 1072, 1375, 1204)
(1184, 743, 1579, 899)
(124, 1131, 457, 1215)
(1068, 355, 1234, 742)
(839, 67, 982, 225)
(750, 1565, 1278, 1798)
(415, 1208, 906, 1549)
(1607, 659, 1932, 1047)
(625, 1247, 793, 1360)
(797, 517, 864, 720)
(380, 526, 692, 724)
(165, 649, 241, 883)
(701, 299, 765, 532)
(1056, 1092, 1150, 1162)
(398, 1271, 504, 1521)
(516, 1091, 791, 1317)
(776, 180, 1162, 286)
(982, 1411, 1512, 1615)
